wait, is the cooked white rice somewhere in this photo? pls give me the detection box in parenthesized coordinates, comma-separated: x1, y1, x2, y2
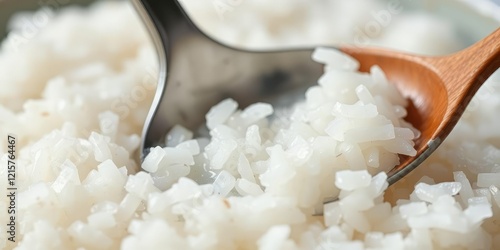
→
(1, 1, 499, 249)
(143, 47, 419, 208)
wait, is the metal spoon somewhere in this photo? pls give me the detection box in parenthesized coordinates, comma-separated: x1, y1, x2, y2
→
(133, 0, 500, 188)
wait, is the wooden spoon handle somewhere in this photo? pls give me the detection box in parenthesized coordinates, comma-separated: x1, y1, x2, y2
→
(430, 28, 500, 127)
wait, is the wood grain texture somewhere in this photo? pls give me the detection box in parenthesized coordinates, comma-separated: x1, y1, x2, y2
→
(341, 28, 500, 182)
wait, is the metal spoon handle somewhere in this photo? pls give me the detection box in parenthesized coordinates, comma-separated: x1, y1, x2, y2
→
(131, 0, 197, 160)
(132, 0, 200, 52)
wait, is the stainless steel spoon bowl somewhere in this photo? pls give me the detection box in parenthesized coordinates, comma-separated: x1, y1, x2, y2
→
(132, 0, 322, 158)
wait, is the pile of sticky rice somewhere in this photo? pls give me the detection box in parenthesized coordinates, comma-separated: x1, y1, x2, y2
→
(143, 47, 419, 205)
(1, 1, 499, 249)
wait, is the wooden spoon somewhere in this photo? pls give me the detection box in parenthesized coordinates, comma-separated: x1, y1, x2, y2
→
(342, 28, 500, 185)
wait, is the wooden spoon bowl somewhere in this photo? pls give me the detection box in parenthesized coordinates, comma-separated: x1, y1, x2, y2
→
(342, 28, 500, 184)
